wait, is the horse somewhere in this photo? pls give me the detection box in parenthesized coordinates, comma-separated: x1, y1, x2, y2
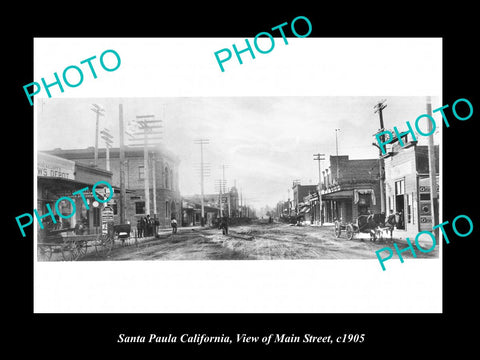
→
(384, 214, 396, 240)
(356, 212, 395, 241)
(369, 213, 396, 241)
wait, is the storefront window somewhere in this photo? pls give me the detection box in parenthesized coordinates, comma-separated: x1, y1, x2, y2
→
(407, 194, 412, 223)
(135, 201, 145, 214)
(358, 194, 370, 215)
(395, 179, 405, 195)
(111, 202, 118, 215)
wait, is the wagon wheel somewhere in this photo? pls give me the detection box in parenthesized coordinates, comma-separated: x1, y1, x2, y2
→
(346, 224, 355, 240)
(74, 240, 88, 259)
(334, 221, 342, 238)
(95, 233, 114, 255)
(61, 242, 77, 261)
(104, 235, 114, 253)
(38, 245, 52, 261)
(94, 234, 104, 256)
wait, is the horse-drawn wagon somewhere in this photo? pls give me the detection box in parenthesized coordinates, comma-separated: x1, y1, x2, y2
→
(37, 223, 132, 261)
(37, 228, 89, 261)
(334, 212, 395, 241)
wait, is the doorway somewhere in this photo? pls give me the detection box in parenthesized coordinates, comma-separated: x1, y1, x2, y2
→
(395, 179, 405, 229)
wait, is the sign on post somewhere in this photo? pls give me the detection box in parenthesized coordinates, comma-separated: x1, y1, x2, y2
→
(101, 206, 114, 234)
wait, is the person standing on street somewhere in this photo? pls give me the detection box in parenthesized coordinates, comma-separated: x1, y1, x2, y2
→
(221, 216, 229, 235)
(145, 215, 151, 237)
(137, 218, 143, 238)
(171, 217, 178, 234)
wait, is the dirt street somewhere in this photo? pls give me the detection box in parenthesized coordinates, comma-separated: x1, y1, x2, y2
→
(79, 221, 439, 261)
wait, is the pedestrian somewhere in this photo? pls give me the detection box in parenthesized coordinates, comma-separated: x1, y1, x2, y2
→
(398, 210, 404, 229)
(221, 216, 229, 235)
(145, 215, 151, 236)
(137, 218, 143, 238)
(171, 217, 178, 234)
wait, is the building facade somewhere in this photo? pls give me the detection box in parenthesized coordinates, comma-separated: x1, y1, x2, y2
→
(47, 145, 181, 228)
(316, 155, 381, 224)
(292, 183, 317, 214)
(37, 151, 114, 235)
(182, 186, 240, 226)
(383, 141, 439, 238)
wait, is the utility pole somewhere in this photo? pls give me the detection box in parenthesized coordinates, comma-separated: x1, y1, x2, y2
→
(374, 100, 387, 214)
(100, 128, 113, 171)
(194, 139, 210, 226)
(244, 194, 248, 218)
(426, 96, 438, 236)
(215, 179, 226, 218)
(91, 104, 105, 167)
(118, 104, 126, 224)
(233, 179, 238, 217)
(335, 129, 340, 180)
(151, 152, 157, 216)
(143, 122, 150, 217)
(221, 164, 230, 217)
(287, 188, 291, 216)
(313, 153, 325, 226)
(128, 115, 163, 218)
(227, 191, 231, 218)
(240, 187, 243, 217)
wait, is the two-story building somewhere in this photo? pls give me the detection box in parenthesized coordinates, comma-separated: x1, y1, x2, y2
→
(46, 145, 181, 228)
(292, 182, 317, 219)
(316, 155, 381, 224)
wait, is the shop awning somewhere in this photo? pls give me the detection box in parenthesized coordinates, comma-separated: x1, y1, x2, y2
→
(354, 189, 376, 205)
(37, 176, 128, 201)
(322, 190, 353, 200)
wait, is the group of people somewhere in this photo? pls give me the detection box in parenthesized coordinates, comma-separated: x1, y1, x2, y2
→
(136, 215, 156, 238)
(137, 215, 230, 237)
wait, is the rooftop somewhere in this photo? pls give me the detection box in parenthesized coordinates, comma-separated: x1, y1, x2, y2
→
(46, 145, 180, 163)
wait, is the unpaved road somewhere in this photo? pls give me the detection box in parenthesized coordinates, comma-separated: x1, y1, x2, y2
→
(79, 222, 438, 261)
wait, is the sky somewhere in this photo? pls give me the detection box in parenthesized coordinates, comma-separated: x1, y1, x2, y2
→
(36, 96, 441, 209)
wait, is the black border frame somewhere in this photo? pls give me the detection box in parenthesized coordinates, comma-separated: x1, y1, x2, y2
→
(9, 5, 479, 355)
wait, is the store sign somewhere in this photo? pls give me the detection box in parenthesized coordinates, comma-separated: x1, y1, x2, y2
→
(101, 206, 114, 234)
(419, 184, 440, 193)
(37, 152, 75, 180)
(387, 160, 412, 179)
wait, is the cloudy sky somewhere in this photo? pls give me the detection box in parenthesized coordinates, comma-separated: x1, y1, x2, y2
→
(36, 96, 441, 209)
